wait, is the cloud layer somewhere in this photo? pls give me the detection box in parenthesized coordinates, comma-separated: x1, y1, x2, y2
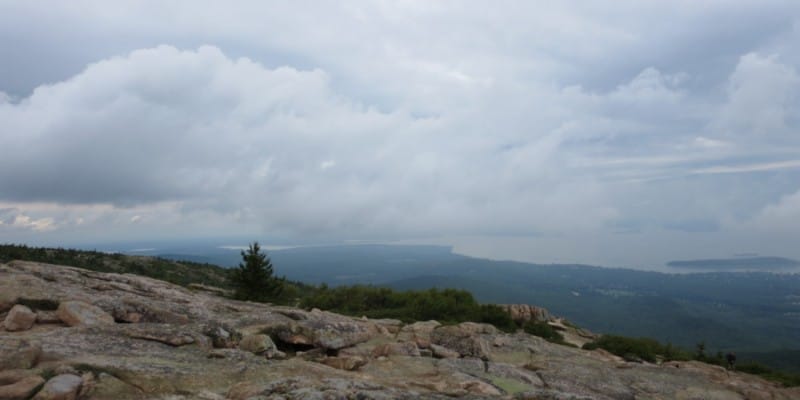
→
(0, 2, 799, 266)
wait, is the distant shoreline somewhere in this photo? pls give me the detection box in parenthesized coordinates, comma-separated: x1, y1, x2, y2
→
(667, 256, 800, 270)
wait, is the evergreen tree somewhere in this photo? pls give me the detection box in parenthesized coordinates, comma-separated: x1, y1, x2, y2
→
(230, 242, 284, 302)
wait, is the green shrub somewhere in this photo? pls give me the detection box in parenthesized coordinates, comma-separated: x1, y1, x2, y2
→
(738, 362, 800, 387)
(523, 321, 565, 344)
(582, 335, 668, 363)
(300, 285, 519, 332)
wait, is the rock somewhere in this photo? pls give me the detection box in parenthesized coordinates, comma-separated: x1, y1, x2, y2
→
(32, 374, 82, 400)
(0, 294, 16, 314)
(126, 325, 197, 347)
(225, 381, 264, 400)
(238, 334, 276, 355)
(187, 283, 232, 297)
(498, 304, 552, 325)
(272, 312, 381, 350)
(0, 339, 41, 370)
(369, 318, 403, 334)
(430, 344, 460, 359)
(397, 320, 441, 349)
(97, 298, 190, 324)
(3, 305, 36, 332)
(55, 301, 114, 327)
(430, 324, 492, 360)
(3, 260, 800, 400)
(321, 356, 368, 371)
(0, 375, 45, 400)
(200, 322, 241, 348)
(371, 342, 421, 357)
(85, 373, 144, 400)
(459, 378, 502, 396)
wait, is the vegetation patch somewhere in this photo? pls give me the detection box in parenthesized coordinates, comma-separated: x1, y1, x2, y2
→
(582, 335, 691, 363)
(299, 284, 518, 332)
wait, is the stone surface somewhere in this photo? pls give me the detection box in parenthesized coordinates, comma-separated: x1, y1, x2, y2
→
(238, 333, 276, 355)
(56, 301, 114, 327)
(0, 375, 45, 400)
(397, 320, 440, 349)
(431, 323, 493, 359)
(32, 374, 82, 400)
(371, 341, 421, 357)
(3, 305, 36, 332)
(0, 339, 41, 370)
(321, 356, 368, 371)
(1, 260, 798, 400)
(0, 371, 46, 400)
(498, 304, 552, 325)
(431, 343, 461, 359)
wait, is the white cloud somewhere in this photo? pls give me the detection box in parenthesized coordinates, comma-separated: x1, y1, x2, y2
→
(12, 214, 56, 232)
(748, 189, 800, 233)
(714, 53, 800, 137)
(0, 3, 799, 264)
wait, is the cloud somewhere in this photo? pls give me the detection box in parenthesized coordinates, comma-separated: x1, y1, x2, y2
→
(0, 3, 799, 265)
(714, 53, 800, 137)
(749, 189, 800, 232)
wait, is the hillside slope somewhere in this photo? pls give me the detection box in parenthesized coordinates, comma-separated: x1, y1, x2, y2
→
(2, 260, 798, 399)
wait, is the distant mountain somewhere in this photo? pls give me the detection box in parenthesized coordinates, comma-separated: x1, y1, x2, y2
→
(667, 256, 800, 270)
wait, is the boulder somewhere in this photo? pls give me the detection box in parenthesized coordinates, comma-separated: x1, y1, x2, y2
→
(430, 344, 460, 359)
(397, 320, 441, 349)
(430, 324, 492, 360)
(97, 298, 190, 324)
(3, 305, 36, 332)
(0, 339, 41, 370)
(55, 301, 114, 327)
(498, 304, 552, 325)
(272, 313, 381, 350)
(200, 322, 241, 349)
(0, 375, 45, 400)
(32, 374, 82, 400)
(238, 334, 276, 355)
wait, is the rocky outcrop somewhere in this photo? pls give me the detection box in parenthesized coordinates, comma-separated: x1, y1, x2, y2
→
(1, 260, 799, 399)
(431, 323, 494, 359)
(498, 304, 552, 324)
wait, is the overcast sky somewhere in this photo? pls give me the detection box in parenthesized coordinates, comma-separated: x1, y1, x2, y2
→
(1, 1, 799, 269)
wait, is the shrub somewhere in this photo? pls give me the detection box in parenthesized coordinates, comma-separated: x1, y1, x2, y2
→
(582, 335, 666, 363)
(523, 321, 566, 344)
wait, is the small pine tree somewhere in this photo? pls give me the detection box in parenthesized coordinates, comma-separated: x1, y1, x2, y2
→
(230, 242, 284, 302)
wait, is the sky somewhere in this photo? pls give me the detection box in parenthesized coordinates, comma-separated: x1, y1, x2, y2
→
(1, 1, 799, 269)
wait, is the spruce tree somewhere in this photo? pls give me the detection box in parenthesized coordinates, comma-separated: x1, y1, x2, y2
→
(230, 242, 284, 302)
